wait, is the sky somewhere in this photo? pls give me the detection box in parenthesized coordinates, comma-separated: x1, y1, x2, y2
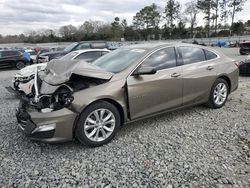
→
(0, 0, 249, 36)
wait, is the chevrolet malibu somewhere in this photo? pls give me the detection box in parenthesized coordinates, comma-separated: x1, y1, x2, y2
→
(16, 43, 239, 147)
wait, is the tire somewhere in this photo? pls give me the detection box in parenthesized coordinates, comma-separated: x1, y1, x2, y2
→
(16, 61, 25, 70)
(206, 78, 229, 109)
(75, 101, 121, 147)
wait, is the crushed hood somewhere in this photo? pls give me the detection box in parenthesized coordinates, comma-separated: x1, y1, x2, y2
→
(41, 59, 114, 85)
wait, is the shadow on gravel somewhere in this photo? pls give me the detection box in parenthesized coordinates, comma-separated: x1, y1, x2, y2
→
(118, 105, 210, 137)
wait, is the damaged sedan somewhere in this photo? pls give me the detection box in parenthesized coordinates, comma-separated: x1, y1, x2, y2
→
(9, 49, 110, 97)
(16, 43, 239, 147)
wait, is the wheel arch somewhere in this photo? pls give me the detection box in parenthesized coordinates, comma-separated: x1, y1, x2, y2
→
(217, 75, 231, 93)
(73, 98, 126, 134)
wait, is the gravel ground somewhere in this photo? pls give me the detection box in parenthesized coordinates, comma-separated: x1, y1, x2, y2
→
(0, 49, 250, 188)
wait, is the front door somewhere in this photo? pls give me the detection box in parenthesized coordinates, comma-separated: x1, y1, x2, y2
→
(127, 47, 183, 120)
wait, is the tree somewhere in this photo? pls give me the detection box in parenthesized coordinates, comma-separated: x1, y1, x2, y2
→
(79, 21, 95, 35)
(214, 0, 219, 34)
(197, 0, 216, 37)
(133, 3, 161, 40)
(231, 21, 245, 35)
(228, 0, 246, 35)
(164, 0, 180, 28)
(59, 25, 77, 40)
(220, 0, 230, 30)
(121, 19, 128, 29)
(111, 17, 123, 40)
(185, 0, 199, 38)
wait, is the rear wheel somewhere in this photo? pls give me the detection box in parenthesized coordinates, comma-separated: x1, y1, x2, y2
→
(206, 78, 229, 109)
(16, 61, 25, 70)
(75, 101, 121, 147)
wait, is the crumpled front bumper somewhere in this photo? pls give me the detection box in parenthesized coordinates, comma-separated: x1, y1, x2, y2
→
(16, 100, 78, 143)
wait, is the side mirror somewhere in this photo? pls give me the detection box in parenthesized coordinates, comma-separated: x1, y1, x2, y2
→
(132, 66, 157, 76)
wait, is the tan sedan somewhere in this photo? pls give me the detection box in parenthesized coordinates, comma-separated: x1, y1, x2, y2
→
(16, 43, 239, 147)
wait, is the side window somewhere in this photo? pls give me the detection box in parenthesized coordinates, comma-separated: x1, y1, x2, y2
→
(101, 51, 109, 56)
(143, 47, 177, 70)
(180, 47, 206, 65)
(75, 51, 102, 62)
(204, 49, 218, 60)
(76, 43, 90, 50)
(2, 51, 12, 57)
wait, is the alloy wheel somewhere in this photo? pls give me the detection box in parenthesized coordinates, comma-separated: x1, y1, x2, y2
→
(213, 83, 228, 106)
(84, 109, 116, 142)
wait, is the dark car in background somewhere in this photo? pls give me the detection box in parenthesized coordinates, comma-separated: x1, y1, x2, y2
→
(0, 50, 30, 69)
(38, 41, 108, 63)
(239, 55, 250, 75)
(240, 42, 250, 55)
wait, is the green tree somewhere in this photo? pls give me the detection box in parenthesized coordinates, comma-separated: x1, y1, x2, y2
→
(231, 21, 245, 35)
(220, 0, 230, 30)
(197, 0, 216, 37)
(185, 0, 199, 38)
(228, 0, 246, 35)
(164, 0, 180, 28)
(111, 17, 123, 40)
(133, 3, 161, 40)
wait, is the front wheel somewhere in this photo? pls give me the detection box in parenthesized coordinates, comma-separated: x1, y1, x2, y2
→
(206, 78, 229, 109)
(75, 101, 121, 147)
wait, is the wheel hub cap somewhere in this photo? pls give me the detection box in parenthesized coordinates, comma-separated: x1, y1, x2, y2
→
(84, 109, 116, 142)
(213, 83, 227, 105)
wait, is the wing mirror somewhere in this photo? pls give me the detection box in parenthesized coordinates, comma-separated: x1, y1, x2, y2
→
(132, 66, 157, 76)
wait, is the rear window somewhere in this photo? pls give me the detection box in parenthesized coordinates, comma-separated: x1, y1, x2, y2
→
(204, 49, 218, 60)
(180, 47, 206, 65)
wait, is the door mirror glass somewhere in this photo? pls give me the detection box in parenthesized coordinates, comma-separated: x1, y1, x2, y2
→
(132, 66, 157, 76)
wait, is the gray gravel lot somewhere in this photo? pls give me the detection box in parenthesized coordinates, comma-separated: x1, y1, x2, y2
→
(0, 48, 249, 188)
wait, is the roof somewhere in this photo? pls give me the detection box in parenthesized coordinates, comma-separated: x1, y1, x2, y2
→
(123, 42, 206, 51)
(73, 49, 110, 53)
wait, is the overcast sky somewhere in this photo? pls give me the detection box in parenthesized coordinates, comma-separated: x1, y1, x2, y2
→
(0, 0, 249, 35)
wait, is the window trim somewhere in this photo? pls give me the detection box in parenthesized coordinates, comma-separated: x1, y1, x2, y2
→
(142, 47, 178, 71)
(178, 46, 220, 66)
(74, 51, 102, 60)
(203, 49, 218, 61)
(129, 47, 179, 76)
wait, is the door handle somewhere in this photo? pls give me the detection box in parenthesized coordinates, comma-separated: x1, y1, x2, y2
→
(171, 73, 181, 78)
(207, 66, 214, 70)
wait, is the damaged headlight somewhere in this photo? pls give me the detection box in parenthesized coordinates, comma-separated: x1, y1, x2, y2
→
(15, 74, 35, 82)
(36, 85, 74, 112)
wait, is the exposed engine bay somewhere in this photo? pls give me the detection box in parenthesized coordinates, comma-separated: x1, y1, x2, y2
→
(22, 60, 113, 113)
(33, 74, 107, 112)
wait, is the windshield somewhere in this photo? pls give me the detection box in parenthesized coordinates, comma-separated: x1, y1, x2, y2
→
(61, 51, 78, 60)
(64, 43, 78, 52)
(93, 48, 146, 73)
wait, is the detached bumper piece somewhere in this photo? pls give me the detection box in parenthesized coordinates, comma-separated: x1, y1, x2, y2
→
(15, 99, 77, 143)
(16, 105, 55, 139)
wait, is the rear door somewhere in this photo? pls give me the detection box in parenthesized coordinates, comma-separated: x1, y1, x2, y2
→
(127, 47, 183, 119)
(0, 51, 15, 68)
(179, 46, 218, 105)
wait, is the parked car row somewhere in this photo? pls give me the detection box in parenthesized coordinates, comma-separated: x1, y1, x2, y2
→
(9, 43, 239, 147)
(9, 49, 110, 96)
(0, 41, 111, 70)
(0, 50, 30, 69)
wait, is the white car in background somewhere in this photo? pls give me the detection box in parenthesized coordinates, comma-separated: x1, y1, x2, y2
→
(10, 49, 110, 96)
(25, 49, 37, 63)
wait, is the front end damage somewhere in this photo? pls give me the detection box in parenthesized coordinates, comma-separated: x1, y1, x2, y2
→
(16, 62, 113, 142)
